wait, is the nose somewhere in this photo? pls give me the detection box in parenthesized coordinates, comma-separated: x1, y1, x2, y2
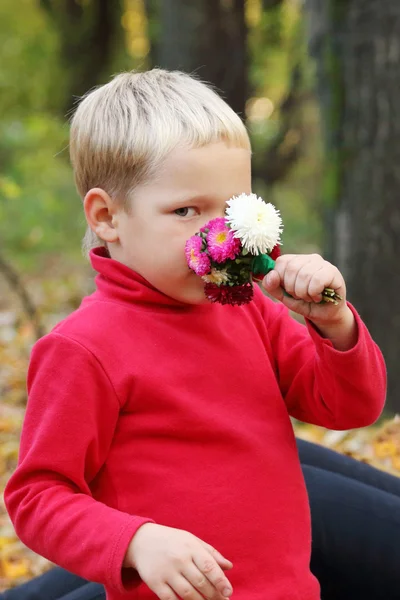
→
(214, 201, 229, 220)
(200, 210, 226, 230)
(198, 200, 230, 231)
(219, 206, 228, 218)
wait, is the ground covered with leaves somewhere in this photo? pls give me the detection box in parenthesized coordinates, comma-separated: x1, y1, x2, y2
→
(1, 266, 399, 592)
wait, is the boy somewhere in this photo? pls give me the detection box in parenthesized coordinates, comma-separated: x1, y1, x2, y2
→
(4, 69, 386, 600)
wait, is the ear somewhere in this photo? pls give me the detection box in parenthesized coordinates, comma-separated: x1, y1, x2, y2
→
(83, 188, 119, 243)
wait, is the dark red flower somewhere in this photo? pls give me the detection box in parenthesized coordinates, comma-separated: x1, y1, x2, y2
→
(204, 283, 254, 306)
(269, 244, 281, 261)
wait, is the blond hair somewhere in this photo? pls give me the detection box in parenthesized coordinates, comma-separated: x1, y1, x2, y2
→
(69, 68, 251, 255)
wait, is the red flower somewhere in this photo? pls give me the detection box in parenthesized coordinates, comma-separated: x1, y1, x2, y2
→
(204, 283, 254, 306)
(269, 244, 281, 261)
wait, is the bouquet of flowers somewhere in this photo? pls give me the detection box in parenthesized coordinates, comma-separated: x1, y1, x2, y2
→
(185, 193, 342, 306)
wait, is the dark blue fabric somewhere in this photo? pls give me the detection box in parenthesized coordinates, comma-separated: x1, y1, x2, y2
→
(2, 440, 400, 600)
(297, 437, 400, 495)
(0, 568, 105, 600)
(298, 439, 400, 600)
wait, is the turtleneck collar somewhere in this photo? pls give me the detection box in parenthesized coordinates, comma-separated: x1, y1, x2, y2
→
(89, 247, 213, 311)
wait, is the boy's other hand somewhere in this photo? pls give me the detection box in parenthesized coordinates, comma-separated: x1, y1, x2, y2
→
(262, 253, 358, 350)
(262, 253, 348, 323)
(124, 523, 233, 600)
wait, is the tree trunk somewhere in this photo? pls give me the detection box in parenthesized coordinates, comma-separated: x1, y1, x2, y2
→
(157, 0, 247, 117)
(0, 252, 44, 340)
(305, 0, 400, 413)
(40, 0, 124, 114)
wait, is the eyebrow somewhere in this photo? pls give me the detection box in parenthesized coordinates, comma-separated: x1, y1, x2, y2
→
(172, 193, 241, 206)
(170, 194, 213, 206)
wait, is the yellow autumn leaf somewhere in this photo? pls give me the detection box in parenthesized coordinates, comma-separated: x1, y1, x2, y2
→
(1, 556, 31, 579)
(373, 440, 398, 458)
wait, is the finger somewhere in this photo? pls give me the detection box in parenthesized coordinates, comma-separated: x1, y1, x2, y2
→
(274, 253, 297, 264)
(168, 575, 205, 600)
(294, 264, 318, 303)
(261, 270, 282, 298)
(262, 271, 311, 315)
(278, 293, 313, 317)
(308, 266, 343, 302)
(262, 276, 315, 317)
(266, 254, 297, 293)
(182, 563, 224, 599)
(262, 270, 296, 303)
(153, 583, 179, 600)
(308, 277, 324, 302)
(193, 551, 233, 598)
(282, 256, 314, 299)
(201, 543, 233, 569)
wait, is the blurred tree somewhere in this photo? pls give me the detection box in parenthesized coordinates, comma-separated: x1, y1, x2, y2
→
(146, 0, 307, 191)
(0, 0, 81, 262)
(0, 0, 63, 116)
(0, 252, 44, 339)
(149, 0, 247, 117)
(40, 0, 124, 114)
(305, 0, 400, 412)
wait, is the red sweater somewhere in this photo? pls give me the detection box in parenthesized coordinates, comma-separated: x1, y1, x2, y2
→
(5, 248, 386, 600)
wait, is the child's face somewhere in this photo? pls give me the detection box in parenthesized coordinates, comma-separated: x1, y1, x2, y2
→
(110, 141, 251, 304)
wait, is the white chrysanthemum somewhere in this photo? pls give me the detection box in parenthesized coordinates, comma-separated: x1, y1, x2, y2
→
(202, 268, 230, 285)
(226, 193, 283, 255)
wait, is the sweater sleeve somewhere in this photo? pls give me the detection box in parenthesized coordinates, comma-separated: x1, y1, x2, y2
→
(253, 287, 386, 429)
(4, 333, 154, 593)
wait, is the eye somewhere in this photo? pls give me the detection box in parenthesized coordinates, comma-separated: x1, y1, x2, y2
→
(174, 207, 197, 217)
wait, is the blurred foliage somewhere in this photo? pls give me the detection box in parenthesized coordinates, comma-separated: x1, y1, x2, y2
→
(0, 0, 81, 266)
(0, 0, 324, 271)
(0, 116, 82, 264)
(247, 0, 323, 253)
(0, 0, 63, 115)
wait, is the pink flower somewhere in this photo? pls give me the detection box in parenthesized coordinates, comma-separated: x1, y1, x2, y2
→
(206, 218, 241, 263)
(204, 282, 254, 306)
(185, 235, 211, 276)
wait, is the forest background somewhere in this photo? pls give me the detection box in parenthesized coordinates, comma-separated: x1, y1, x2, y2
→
(1, 0, 400, 590)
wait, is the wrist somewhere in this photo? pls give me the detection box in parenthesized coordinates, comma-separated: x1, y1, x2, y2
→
(124, 522, 156, 569)
(309, 305, 358, 351)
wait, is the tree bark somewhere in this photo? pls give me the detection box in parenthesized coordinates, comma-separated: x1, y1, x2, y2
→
(305, 0, 400, 413)
(157, 0, 247, 117)
(40, 0, 124, 115)
(0, 253, 44, 340)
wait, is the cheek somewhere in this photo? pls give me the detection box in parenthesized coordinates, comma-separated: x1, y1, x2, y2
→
(147, 228, 193, 275)
(166, 235, 189, 263)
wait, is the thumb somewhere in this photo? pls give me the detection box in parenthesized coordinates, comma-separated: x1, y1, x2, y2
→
(262, 270, 283, 300)
(262, 273, 311, 316)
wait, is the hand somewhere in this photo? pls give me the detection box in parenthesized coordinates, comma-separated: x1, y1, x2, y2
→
(124, 523, 233, 600)
(262, 253, 348, 325)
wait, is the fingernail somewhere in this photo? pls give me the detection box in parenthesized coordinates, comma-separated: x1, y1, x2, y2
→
(223, 587, 232, 597)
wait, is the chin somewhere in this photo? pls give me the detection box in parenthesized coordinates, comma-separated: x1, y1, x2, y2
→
(187, 296, 211, 306)
(178, 286, 210, 306)
(173, 276, 209, 305)
(179, 292, 209, 306)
